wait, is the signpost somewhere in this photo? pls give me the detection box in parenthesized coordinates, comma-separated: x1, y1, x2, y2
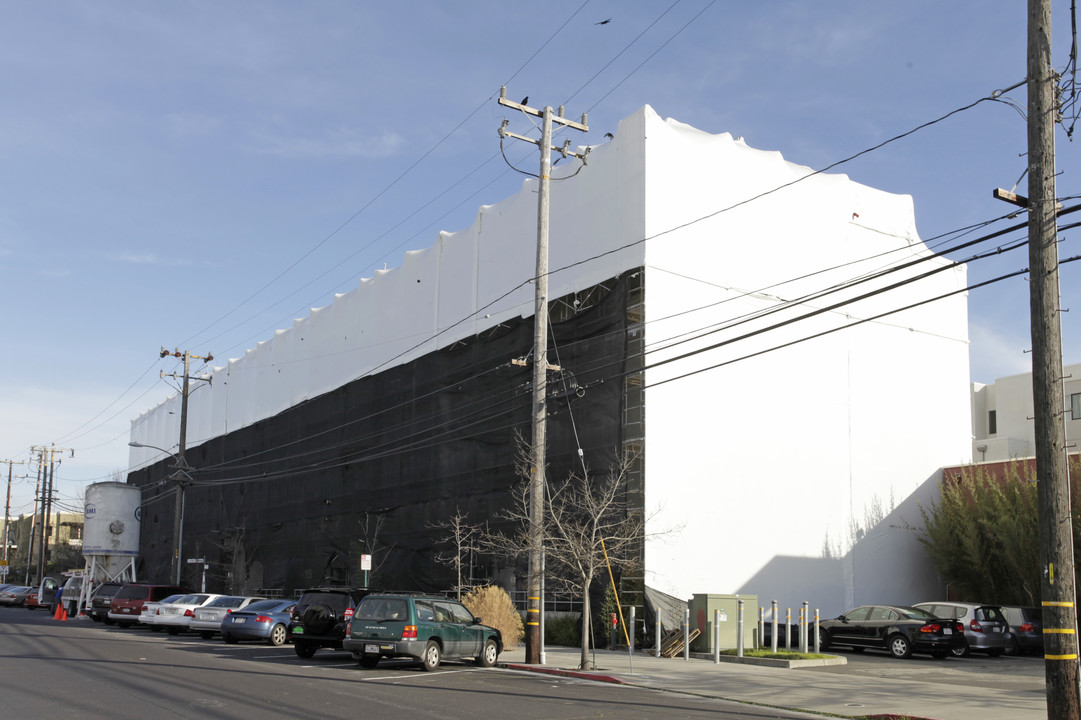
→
(187, 558, 207, 592)
(360, 554, 371, 588)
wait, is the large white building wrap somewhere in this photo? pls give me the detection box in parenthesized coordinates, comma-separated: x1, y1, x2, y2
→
(130, 106, 972, 613)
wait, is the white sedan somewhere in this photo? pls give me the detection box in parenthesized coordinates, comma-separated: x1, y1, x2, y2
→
(156, 594, 223, 635)
(139, 593, 189, 631)
(191, 596, 266, 639)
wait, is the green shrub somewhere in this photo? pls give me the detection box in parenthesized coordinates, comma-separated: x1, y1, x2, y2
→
(462, 585, 524, 648)
(544, 613, 581, 647)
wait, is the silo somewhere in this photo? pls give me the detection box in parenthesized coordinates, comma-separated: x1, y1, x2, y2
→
(81, 482, 141, 595)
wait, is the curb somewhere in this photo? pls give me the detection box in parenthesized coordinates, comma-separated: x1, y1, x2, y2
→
(503, 663, 627, 684)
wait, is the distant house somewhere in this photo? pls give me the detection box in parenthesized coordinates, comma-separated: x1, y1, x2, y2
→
(128, 106, 971, 616)
(971, 362, 1081, 462)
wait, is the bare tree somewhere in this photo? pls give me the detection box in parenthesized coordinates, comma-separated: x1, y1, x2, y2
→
(429, 506, 480, 599)
(484, 439, 647, 669)
(354, 511, 395, 588)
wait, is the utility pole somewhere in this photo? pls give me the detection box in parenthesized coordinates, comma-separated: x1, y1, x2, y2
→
(1027, 2, 1080, 717)
(30, 445, 72, 583)
(1, 460, 24, 560)
(497, 87, 589, 664)
(159, 347, 212, 585)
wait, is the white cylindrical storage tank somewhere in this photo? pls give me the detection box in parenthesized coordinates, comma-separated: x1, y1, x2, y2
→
(83, 482, 141, 558)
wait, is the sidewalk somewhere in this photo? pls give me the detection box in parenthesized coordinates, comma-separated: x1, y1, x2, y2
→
(499, 645, 1047, 720)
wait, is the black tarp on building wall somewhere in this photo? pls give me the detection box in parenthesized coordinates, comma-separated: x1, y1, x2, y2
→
(128, 272, 640, 594)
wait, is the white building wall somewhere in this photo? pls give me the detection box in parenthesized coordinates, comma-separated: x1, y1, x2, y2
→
(637, 110, 971, 615)
(131, 106, 972, 615)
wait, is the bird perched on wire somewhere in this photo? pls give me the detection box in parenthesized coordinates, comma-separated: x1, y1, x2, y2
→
(520, 96, 529, 105)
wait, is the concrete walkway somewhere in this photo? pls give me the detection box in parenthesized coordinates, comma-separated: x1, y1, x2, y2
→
(499, 645, 1047, 720)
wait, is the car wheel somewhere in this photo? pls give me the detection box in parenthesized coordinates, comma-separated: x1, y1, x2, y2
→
(223, 633, 239, 644)
(888, 634, 913, 659)
(200, 631, 215, 640)
(476, 639, 499, 667)
(118, 622, 132, 629)
(421, 640, 441, 671)
(359, 656, 380, 668)
(818, 629, 831, 651)
(166, 626, 180, 636)
(268, 624, 288, 647)
(931, 649, 950, 659)
(952, 642, 971, 658)
(103, 617, 116, 626)
(294, 642, 317, 659)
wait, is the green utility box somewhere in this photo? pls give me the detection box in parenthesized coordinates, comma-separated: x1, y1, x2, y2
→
(689, 594, 758, 653)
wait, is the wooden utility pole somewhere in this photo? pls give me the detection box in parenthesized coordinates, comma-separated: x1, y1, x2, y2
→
(497, 87, 588, 664)
(159, 347, 213, 585)
(1, 460, 24, 564)
(1027, 1, 1080, 717)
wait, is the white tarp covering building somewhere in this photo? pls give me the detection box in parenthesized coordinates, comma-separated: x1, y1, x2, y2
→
(130, 106, 972, 612)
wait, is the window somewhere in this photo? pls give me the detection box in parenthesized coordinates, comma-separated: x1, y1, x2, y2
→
(1071, 393, 1081, 421)
(988, 410, 997, 435)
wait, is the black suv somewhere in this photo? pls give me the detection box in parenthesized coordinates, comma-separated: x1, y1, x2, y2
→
(87, 581, 125, 624)
(289, 587, 374, 659)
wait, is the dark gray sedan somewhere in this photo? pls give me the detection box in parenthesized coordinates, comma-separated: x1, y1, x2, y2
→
(0, 586, 34, 607)
(221, 599, 296, 646)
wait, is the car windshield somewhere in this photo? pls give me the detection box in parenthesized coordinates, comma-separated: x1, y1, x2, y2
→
(898, 606, 937, 619)
(157, 594, 186, 605)
(116, 585, 150, 600)
(356, 597, 409, 621)
(302, 592, 351, 612)
(208, 596, 245, 608)
(245, 599, 289, 612)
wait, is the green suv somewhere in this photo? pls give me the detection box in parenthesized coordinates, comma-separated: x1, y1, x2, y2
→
(344, 593, 503, 671)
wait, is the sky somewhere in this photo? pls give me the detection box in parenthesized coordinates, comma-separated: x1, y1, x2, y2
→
(1, 1, 1078, 518)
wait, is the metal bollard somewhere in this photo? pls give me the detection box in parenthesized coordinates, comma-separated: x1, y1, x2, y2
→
(799, 603, 808, 653)
(737, 600, 745, 657)
(814, 608, 820, 653)
(683, 607, 690, 661)
(713, 609, 720, 664)
(786, 607, 792, 650)
(629, 606, 635, 673)
(758, 607, 764, 649)
(771, 600, 778, 653)
(655, 618, 661, 658)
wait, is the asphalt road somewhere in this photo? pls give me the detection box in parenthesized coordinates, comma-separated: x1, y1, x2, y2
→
(0, 609, 820, 719)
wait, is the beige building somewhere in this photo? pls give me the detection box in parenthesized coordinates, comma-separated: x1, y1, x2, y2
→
(971, 362, 1081, 462)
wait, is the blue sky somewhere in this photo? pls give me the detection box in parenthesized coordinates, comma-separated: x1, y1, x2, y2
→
(1, 1, 1077, 516)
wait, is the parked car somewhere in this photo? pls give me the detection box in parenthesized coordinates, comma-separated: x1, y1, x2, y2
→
(344, 593, 503, 670)
(87, 582, 126, 624)
(156, 593, 223, 635)
(191, 596, 265, 639)
(289, 587, 375, 659)
(24, 590, 44, 609)
(108, 583, 188, 628)
(818, 605, 965, 659)
(139, 593, 190, 630)
(1001, 605, 1044, 655)
(221, 599, 297, 646)
(913, 602, 1012, 657)
(0, 585, 33, 607)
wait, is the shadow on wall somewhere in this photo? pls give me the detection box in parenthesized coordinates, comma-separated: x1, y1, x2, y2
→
(737, 471, 945, 618)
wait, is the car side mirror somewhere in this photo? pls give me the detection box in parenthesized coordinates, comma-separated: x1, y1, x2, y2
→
(839, 615, 848, 623)
(472, 616, 482, 625)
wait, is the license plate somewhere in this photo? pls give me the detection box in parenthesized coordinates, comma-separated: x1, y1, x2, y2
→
(943, 628, 951, 634)
(292, 627, 303, 634)
(365, 644, 379, 653)
(234, 618, 246, 624)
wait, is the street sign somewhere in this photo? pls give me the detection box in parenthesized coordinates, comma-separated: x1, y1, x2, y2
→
(360, 554, 372, 571)
(186, 558, 206, 564)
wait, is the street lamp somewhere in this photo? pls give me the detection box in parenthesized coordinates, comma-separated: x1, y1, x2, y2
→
(129, 441, 192, 585)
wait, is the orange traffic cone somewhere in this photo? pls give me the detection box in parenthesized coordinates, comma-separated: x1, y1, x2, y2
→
(60, 606, 68, 621)
(53, 602, 62, 620)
